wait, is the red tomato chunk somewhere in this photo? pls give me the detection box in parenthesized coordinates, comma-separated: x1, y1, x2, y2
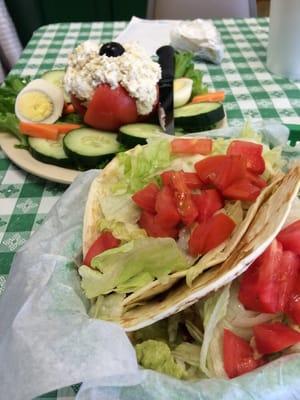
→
(132, 182, 160, 214)
(223, 329, 263, 379)
(253, 322, 300, 354)
(171, 138, 212, 155)
(83, 231, 120, 266)
(227, 140, 265, 175)
(192, 189, 224, 222)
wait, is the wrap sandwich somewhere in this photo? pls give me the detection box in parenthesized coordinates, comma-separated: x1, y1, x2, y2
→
(79, 126, 300, 331)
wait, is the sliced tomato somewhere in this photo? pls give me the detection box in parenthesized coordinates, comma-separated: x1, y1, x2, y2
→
(84, 84, 138, 131)
(253, 322, 300, 355)
(83, 231, 120, 266)
(227, 140, 265, 174)
(223, 178, 261, 201)
(246, 171, 267, 189)
(277, 251, 300, 311)
(170, 171, 198, 225)
(161, 170, 203, 190)
(195, 155, 246, 191)
(223, 329, 262, 379)
(192, 189, 224, 222)
(171, 138, 212, 155)
(188, 212, 236, 256)
(132, 182, 160, 213)
(277, 220, 300, 255)
(238, 259, 264, 312)
(155, 186, 181, 228)
(139, 210, 178, 238)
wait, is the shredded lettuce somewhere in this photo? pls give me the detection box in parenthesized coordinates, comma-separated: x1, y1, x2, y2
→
(97, 219, 146, 242)
(89, 293, 125, 321)
(112, 139, 171, 194)
(172, 342, 201, 368)
(99, 193, 141, 224)
(199, 285, 231, 377)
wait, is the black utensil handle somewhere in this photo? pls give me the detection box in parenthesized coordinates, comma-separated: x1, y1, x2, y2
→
(156, 45, 174, 81)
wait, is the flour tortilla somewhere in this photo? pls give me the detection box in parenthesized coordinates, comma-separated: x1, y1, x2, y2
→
(82, 142, 300, 331)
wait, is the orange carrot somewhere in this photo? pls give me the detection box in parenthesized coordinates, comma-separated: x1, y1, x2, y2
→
(19, 122, 59, 140)
(54, 123, 81, 133)
(63, 103, 75, 114)
(191, 91, 225, 104)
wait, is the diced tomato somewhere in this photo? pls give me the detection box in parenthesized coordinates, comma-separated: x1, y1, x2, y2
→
(84, 84, 138, 131)
(257, 240, 284, 313)
(277, 220, 300, 255)
(223, 329, 262, 379)
(277, 251, 300, 311)
(238, 259, 264, 312)
(246, 171, 267, 189)
(253, 322, 300, 355)
(195, 155, 246, 191)
(192, 189, 224, 222)
(171, 138, 212, 155)
(223, 179, 261, 202)
(155, 186, 181, 228)
(227, 140, 265, 174)
(170, 171, 198, 225)
(285, 278, 300, 325)
(188, 212, 236, 256)
(161, 170, 203, 190)
(83, 232, 120, 266)
(139, 210, 178, 238)
(132, 182, 160, 213)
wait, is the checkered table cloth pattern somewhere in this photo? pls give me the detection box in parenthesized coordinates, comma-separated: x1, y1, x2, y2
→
(0, 18, 300, 399)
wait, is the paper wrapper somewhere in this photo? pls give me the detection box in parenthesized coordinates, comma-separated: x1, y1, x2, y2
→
(0, 124, 299, 400)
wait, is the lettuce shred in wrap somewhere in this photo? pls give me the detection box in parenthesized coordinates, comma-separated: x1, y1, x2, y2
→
(79, 126, 287, 322)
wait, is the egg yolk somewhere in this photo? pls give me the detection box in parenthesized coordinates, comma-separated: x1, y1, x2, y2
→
(18, 91, 54, 122)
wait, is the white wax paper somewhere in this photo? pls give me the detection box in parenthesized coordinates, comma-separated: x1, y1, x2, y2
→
(0, 124, 299, 400)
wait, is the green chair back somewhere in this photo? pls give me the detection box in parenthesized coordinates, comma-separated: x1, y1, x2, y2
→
(5, 0, 148, 46)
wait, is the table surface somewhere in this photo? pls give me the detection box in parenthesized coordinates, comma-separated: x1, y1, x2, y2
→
(1, 17, 300, 399)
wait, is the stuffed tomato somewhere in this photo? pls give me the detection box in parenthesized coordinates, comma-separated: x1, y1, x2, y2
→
(64, 41, 161, 131)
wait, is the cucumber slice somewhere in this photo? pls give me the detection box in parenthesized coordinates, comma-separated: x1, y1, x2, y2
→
(41, 69, 71, 103)
(63, 128, 121, 169)
(175, 102, 225, 133)
(28, 135, 72, 168)
(118, 123, 164, 147)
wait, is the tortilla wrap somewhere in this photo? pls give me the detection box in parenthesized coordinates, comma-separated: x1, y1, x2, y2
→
(82, 139, 300, 330)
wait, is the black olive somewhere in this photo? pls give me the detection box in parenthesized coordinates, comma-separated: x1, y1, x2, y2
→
(99, 42, 125, 57)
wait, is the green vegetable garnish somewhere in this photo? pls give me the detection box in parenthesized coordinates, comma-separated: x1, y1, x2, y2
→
(0, 112, 28, 147)
(175, 51, 207, 97)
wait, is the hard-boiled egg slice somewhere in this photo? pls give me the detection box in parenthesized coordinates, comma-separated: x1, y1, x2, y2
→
(174, 78, 193, 108)
(15, 79, 64, 124)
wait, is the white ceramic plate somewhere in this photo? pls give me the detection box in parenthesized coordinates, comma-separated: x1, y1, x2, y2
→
(0, 117, 227, 184)
(0, 132, 80, 185)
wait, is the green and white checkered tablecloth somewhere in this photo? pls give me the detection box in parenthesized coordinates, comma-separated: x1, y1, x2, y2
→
(1, 18, 300, 399)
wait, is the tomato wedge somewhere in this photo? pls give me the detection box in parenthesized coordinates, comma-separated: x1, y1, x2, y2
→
(223, 329, 262, 379)
(132, 182, 160, 213)
(83, 232, 120, 266)
(192, 189, 224, 222)
(253, 322, 300, 355)
(188, 212, 236, 256)
(223, 179, 261, 201)
(170, 171, 198, 225)
(139, 210, 178, 238)
(84, 84, 138, 131)
(227, 140, 265, 174)
(171, 138, 212, 155)
(155, 186, 181, 227)
(161, 170, 203, 190)
(277, 220, 300, 255)
(195, 155, 246, 191)
(285, 279, 300, 325)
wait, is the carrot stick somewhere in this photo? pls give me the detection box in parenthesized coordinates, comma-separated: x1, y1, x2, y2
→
(54, 123, 81, 133)
(191, 91, 225, 104)
(19, 122, 59, 140)
(63, 103, 75, 114)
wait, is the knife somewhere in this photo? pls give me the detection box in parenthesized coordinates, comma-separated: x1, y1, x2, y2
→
(156, 45, 174, 134)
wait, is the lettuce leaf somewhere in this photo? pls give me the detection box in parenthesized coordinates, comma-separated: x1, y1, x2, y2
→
(97, 219, 146, 242)
(79, 237, 190, 298)
(112, 139, 171, 194)
(89, 293, 125, 321)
